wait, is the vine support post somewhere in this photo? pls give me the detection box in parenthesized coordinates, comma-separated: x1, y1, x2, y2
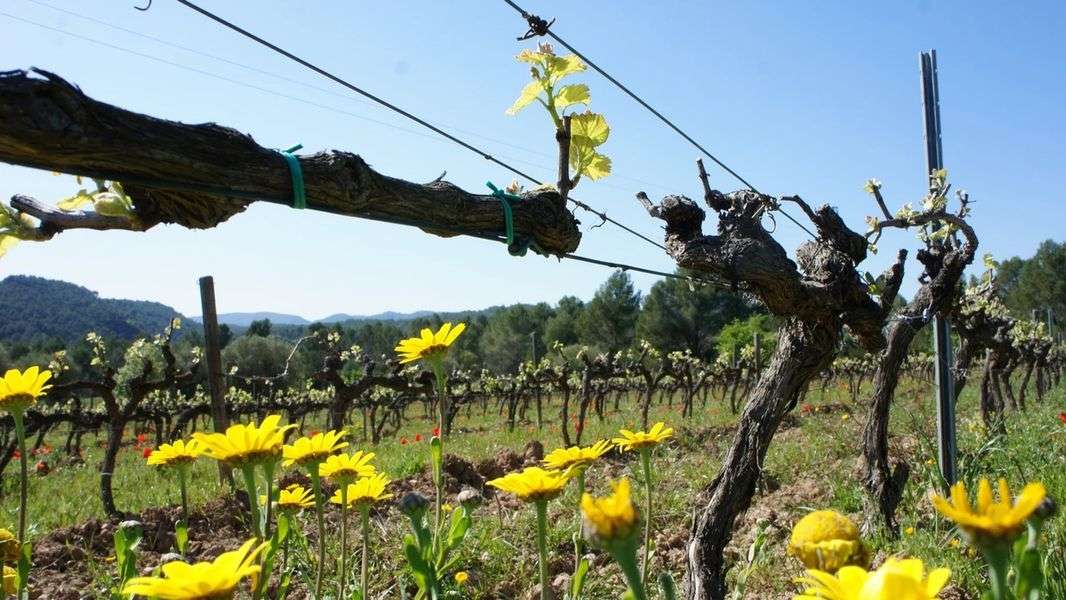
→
(199, 276, 233, 487)
(920, 49, 957, 488)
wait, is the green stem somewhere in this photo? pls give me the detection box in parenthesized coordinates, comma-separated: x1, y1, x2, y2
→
(640, 449, 654, 585)
(535, 500, 550, 600)
(431, 361, 446, 554)
(239, 465, 262, 540)
(310, 471, 326, 599)
(13, 412, 27, 545)
(984, 545, 1011, 600)
(573, 470, 585, 592)
(339, 486, 349, 600)
(262, 463, 275, 539)
(360, 504, 370, 599)
(613, 543, 650, 600)
(178, 467, 189, 523)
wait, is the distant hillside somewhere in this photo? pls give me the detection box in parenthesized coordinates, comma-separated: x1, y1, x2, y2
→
(319, 310, 435, 323)
(0, 276, 184, 342)
(189, 312, 311, 327)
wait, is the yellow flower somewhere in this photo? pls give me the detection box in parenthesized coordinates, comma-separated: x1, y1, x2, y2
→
(0, 367, 52, 414)
(787, 510, 867, 572)
(395, 322, 466, 364)
(282, 429, 348, 467)
(905, 526, 915, 536)
(146, 439, 202, 468)
(543, 439, 612, 471)
(1, 565, 15, 595)
(487, 467, 571, 503)
(318, 451, 377, 485)
(122, 538, 268, 599)
(441, 503, 454, 513)
(0, 528, 20, 562)
(454, 570, 470, 585)
(612, 421, 672, 452)
(794, 557, 950, 600)
(581, 477, 639, 543)
(331, 473, 393, 507)
(930, 478, 1046, 541)
(192, 415, 295, 467)
(276, 484, 315, 512)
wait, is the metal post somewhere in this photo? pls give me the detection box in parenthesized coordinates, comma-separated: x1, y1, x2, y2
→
(199, 276, 232, 486)
(921, 49, 957, 487)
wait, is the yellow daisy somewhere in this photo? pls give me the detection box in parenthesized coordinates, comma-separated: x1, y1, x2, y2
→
(395, 322, 466, 364)
(282, 430, 348, 467)
(0, 367, 52, 414)
(122, 538, 268, 599)
(787, 510, 868, 572)
(931, 478, 1047, 541)
(612, 421, 673, 452)
(146, 439, 203, 468)
(543, 439, 612, 471)
(331, 473, 394, 507)
(273, 484, 315, 512)
(794, 557, 950, 600)
(487, 467, 571, 503)
(1, 565, 15, 595)
(581, 478, 639, 543)
(192, 415, 295, 467)
(454, 570, 470, 585)
(0, 529, 19, 562)
(318, 451, 377, 485)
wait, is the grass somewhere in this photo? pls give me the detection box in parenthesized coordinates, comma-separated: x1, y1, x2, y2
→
(3, 376, 1064, 598)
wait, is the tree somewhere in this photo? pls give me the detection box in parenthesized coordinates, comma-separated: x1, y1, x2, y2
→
(544, 296, 585, 347)
(637, 272, 755, 358)
(579, 271, 641, 353)
(714, 314, 776, 362)
(1000, 240, 1066, 322)
(222, 335, 293, 379)
(246, 319, 272, 338)
(218, 324, 233, 349)
(478, 304, 551, 373)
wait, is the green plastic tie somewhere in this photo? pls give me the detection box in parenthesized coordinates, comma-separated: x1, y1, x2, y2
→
(486, 181, 544, 257)
(280, 144, 306, 209)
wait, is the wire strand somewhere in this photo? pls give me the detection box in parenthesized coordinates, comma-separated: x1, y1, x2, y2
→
(167, 0, 667, 251)
(501, 0, 821, 242)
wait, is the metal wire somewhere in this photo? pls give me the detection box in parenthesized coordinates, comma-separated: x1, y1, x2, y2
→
(166, 0, 667, 251)
(501, 0, 821, 242)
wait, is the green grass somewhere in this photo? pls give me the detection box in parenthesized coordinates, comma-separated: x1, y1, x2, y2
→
(4, 378, 1065, 598)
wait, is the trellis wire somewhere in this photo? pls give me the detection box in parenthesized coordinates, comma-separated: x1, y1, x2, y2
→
(167, 0, 668, 252)
(501, 0, 821, 242)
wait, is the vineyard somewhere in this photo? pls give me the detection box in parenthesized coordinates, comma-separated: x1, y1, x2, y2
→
(1, 1, 1065, 599)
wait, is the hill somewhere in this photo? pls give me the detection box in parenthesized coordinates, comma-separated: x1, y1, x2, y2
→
(189, 312, 311, 327)
(0, 276, 184, 342)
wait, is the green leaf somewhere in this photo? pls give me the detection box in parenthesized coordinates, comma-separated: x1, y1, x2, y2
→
(506, 80, 545, 116)
(430, 436, 443, 487)
(571, 112, 610, 147)
(555, 84, 590, 111)
(548, 54, 586, 83)
(445, 506, 471, 551)
(658, 573, 678, 600)
(1015, 547, 1044, 600)
(174, 519, 189, 555)
(571, 558, 590, 599)
(56, 189, 94, 212)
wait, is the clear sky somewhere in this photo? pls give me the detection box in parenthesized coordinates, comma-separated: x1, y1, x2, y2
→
(1, 1, 1063, 318)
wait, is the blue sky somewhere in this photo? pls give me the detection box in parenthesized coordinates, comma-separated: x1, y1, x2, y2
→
(2, 1, 1063, 318)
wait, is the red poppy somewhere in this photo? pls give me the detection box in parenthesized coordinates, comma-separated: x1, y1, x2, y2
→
(35, 461, 49, 475)
(136, 433, 147, 444)
(414, 434, 423, 442)
(1059, 412, 1066, 425)
(400, 437, 409, 445)
(142, 447, 152, 459)
(801, 404, 814, 414)
(432, 427, 441, 437)
(12, 451, 20, 459)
